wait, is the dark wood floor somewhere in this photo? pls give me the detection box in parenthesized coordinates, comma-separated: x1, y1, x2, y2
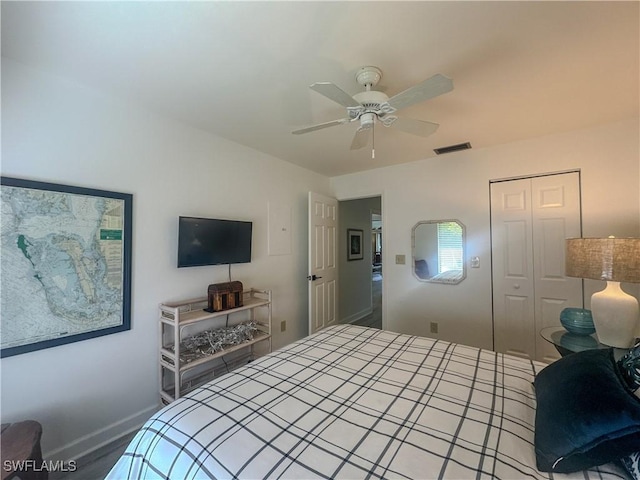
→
(352, 272, 382, 329)
(54, 432, 135, 480)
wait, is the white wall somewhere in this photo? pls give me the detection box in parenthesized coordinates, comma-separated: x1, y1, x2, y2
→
(0, 58, 331, 461)
(332, 117, 640, 348)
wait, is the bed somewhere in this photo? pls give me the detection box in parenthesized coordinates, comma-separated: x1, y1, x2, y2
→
(107, 325, 635, 479)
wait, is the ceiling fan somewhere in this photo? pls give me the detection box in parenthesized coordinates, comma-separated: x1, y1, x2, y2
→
(292, 66, 453, 154)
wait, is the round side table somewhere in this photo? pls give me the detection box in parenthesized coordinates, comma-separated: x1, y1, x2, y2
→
(539, 326, 606, 357)
(539, 326, 626, 359)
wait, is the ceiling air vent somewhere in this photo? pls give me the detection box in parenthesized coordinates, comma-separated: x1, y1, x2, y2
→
(434, 142, 472, 155)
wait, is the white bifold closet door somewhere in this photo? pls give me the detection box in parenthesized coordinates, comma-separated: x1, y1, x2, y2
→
(491, 172, 583, 363)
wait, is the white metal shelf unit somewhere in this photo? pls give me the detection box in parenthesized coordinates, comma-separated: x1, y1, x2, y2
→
(159, 288, 272, 404)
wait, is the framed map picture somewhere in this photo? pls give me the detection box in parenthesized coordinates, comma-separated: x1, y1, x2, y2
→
(1, 177, 132, 357)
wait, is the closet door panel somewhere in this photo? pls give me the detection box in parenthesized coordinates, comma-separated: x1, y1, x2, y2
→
(491, 179, 535, 358)
(532, 172, 583, 361)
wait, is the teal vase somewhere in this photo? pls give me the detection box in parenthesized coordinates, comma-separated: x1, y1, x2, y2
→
(560, 308, 595, 336)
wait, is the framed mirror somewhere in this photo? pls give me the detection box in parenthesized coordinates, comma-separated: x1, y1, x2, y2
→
(411, 219, 466, 284)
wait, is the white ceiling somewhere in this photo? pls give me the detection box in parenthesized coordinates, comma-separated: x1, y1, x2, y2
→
(2, 1, 638, 177)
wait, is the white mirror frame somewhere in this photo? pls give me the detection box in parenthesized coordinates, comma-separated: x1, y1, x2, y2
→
(411, 219, 466, 285)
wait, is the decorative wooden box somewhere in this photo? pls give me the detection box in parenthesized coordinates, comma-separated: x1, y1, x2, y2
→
(207, 281, 243, 312)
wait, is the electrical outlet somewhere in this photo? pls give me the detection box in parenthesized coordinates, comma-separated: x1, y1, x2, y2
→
(430, 322, 438, 334)
(280, 320, 286, 332)
(395, 254, 406, 265)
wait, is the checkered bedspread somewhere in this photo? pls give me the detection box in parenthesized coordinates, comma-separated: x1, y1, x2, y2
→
(107, 325, 626, 479)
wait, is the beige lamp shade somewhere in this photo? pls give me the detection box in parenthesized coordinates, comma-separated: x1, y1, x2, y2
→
(565, 237, 640, 283)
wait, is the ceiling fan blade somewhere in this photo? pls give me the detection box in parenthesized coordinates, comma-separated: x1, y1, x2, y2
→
(310, 82, 361, 108)
(390, 117, 440, 137)
(386, 74, 453, 111)
(292, 118, 350, 135)
(350, 127, 371, 150)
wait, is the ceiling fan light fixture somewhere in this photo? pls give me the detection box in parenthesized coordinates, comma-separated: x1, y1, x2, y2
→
(360, 112, 376, 130)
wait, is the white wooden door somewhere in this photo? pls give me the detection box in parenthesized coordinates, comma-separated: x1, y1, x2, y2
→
(308, 192, 338, 335)
(491, 178, 536, 359)
(531, 173, 583, 362)
(491, 172, 583, 362)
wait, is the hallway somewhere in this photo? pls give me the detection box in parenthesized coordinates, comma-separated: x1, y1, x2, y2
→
(352, 272, 382, 329)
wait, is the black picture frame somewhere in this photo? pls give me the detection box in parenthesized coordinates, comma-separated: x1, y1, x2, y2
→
(0, 176, 133, 358)
(347, 228, 364, 261)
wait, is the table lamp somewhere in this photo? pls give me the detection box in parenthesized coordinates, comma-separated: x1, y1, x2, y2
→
(565, 237, 640, 348)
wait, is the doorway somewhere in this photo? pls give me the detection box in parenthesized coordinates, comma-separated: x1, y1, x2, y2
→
(490, 171, 583, 362)
(338, 196, 382, 329)
(364, 210, 383, 329)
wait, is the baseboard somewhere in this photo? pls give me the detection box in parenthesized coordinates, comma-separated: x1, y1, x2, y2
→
(44, 404, 158, 466)
(343, 306, 373, 325)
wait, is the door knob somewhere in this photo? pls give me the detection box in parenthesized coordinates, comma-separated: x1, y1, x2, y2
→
(513, 283, 520, 289)
(307, 275, 322, 281)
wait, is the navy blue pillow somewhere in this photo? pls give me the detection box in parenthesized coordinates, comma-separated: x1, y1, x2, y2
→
(533, 348, 640, 473)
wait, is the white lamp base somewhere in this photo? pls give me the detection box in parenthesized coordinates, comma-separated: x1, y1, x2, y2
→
(591, 281, 639, 348)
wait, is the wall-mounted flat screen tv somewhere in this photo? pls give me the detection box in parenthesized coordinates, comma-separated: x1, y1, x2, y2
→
(177, 216, 252, 268)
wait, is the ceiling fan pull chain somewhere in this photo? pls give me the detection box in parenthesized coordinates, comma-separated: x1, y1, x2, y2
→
(372, 123, 376, 159)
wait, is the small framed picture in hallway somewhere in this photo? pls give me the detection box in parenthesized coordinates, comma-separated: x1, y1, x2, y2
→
(347, 229, 364, 261)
